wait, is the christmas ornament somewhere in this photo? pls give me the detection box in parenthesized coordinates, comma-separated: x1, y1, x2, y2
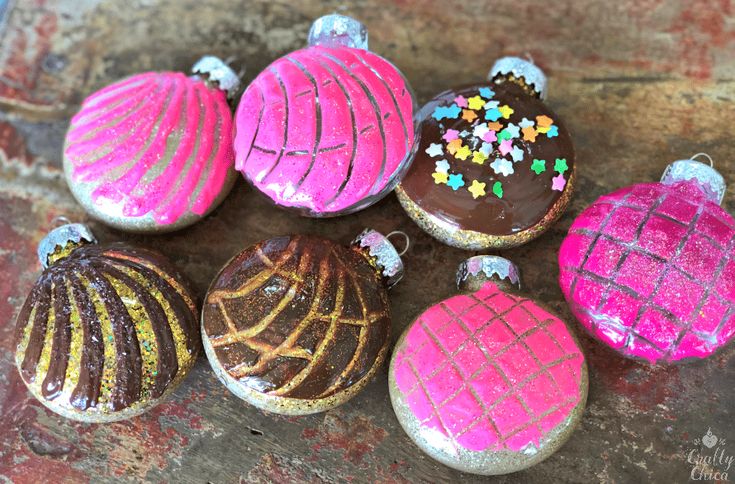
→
(234, 14, 417, 217)
(389, 256, 587, 475)
(396, 57, 575, 250)
(14, 222, 200, 422)
(63, 56, 240, 233)
(202, 229, 406, 415)
(559, 154, 734, 364)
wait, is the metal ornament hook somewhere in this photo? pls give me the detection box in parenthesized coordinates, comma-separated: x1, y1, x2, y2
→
(386, 231, 410, 257)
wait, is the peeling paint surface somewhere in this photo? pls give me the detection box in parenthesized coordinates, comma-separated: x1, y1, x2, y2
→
(1, 1, 734, 482)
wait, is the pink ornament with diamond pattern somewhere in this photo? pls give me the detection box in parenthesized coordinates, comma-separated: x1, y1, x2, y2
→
(559, 160, 735, 364)
(390, 276, 586, 474)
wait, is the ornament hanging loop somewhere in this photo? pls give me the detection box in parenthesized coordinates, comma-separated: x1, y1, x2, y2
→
(690, 152, 715, 168)
(308, 14, 369, 50)
(386, 231, 410, 256)
(51, 215, 72, 227)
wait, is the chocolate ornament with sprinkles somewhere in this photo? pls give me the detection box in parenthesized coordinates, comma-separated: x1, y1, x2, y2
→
(14, 220, 200, 422)
(396, 56, 575, 250)
(559, 154, 735, 364)
(389, 256, 588, 475)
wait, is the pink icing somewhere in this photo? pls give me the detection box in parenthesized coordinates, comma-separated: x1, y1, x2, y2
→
(393, 282, 584, 453)
(559, 180, 735, 363)
(233, 45, 414, 215)
(64, 71, 234, 226)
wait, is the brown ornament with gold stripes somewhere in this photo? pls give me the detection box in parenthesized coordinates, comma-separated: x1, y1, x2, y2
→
(15, 223, 199, 422)
(202, 229, 405, 415)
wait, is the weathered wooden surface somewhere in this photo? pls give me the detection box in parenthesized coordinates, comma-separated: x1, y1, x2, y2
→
(1, 1, 734, 482)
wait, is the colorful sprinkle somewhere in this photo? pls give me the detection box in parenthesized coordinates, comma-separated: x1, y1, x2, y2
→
(479, 142, 493, 156)
(485, 108, 502, 122)
(432, 171, 449, 184)
(492, 181, 503, 198)
(536, 114, 553, 127)
(498, 139, 513, 156)
(455, 145, 472, 160)
(552, 174, 567, 191)
(467, 96, 485, 110)
(522, 126, 538, 142)
(447, 173, 465, 190)
(472, 150, 488, 165)
(519, 117, 534, 128)
(505, 123, 520, 139)
(554, 158, 569, 174)
(454, 95, 468, 107)
(426, 143, 443, 157)
(479, 87, 495, 98)
(498, 105, 514, 119)
(462, 109, 478, 122)
(482, 130, 497, 143)
(442, 129, 460, 142)
(546, 125, 559, 138)
(486, 121, 502, 131)
(531, 159, 546, 174)
(468, 180, 487, 199)
(510, 145, 524, 162)
(432, 104, 462, 120)
(473, 123, 489, 138)
(435, 159, 450, 173)
(447, 139, 462, 154)
(491, 157, 514, 176)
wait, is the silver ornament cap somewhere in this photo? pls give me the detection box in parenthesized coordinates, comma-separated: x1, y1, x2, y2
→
(661, 155, 726, 205)
(308, 13, 369, 50)
(353, 229, 404, 288)
(488, 56, 548, 100)
(457, 255, 521, 292)
(37, 223, 97, 268)
(192, 56, 241, 98)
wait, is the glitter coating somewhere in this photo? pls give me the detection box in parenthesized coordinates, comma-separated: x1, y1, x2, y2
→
(63, 71, 236, 232)
(559, 179, 735, 363)
(14, 243, 200, 422)
(233, 45, 416, 217)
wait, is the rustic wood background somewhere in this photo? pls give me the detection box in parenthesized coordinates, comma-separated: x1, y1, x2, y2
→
(1, 0, 734, 482)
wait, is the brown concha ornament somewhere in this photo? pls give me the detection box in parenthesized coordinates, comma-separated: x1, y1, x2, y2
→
(15, 223, 200, 423)
(202, 230, 404, 415)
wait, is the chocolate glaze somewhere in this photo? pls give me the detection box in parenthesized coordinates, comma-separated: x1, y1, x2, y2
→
(400, 81, 574, 235)
(203, 235, 391, 400)
(15, 244, 199, 413)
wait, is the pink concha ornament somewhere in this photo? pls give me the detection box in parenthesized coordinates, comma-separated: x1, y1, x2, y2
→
(63, 56, 240, 233)
(389, 256, 588, 475)
(234, 14, 418, 217)
(559, 154, 735, 364)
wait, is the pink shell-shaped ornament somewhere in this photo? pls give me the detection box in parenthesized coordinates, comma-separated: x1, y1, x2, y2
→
(389, 256, 587, 475)
(63, 57, 240, 233)
(234, 14, 418, 217)
(559, 156, 735, 364)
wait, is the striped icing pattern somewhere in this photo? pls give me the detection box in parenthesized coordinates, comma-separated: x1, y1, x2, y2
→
(15, 245, 199, 416)
(234, 46, 414, 215)
(64, 72, 234, 226)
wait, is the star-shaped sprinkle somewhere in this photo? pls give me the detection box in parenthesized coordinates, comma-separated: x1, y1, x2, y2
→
(483, 130, 497, 143)
(522, 126, 538, 142)
(479, 142, 493, 156)
(510, 145, 524, 162)
(492, 181, 504, 198)
(447, 173, 465, 190)
(425, 143, 443, 157)
(472, 150, 488, 164)
(468, 180, 487, 199)
(442, 129, 459, 142)
(459, 130, 470, 138)
(491, 157, 514, 176)
(519, 117, 534, 128)
(552, 174, 567, 191)
(546, 125, 559, 138)
(485, 108, 502, 122)
(499, 105, 514, 119)
(473, 123, 489, 138)
(435, 159, 450, 173)
(455, 145, 472, 160)
(432, 171, 448, 184)
(447, 139, 462, 154)
(454, 95, 468, 108)
(486, 121, 502, 131)
(531, 159, 546, 174)
(505, 123, 520, 139)
(497, 129, 512, 141)
(479, 87, 495, 98)
(554, 158, 568, 173)
(536, 124, 550, 134)
(483, 100, 500, 110)
(432, 104, 462, 120)
(462, 109, 478, 122)
(536, 115, 553, 127)
(499, 139, 513, 156)
(468, 96, 485, 110)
